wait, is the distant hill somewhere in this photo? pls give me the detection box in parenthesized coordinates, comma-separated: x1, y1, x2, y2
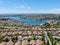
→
(0, 14, 60, 20)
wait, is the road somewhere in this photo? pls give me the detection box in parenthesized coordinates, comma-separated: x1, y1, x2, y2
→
(44, 31, 52, 45)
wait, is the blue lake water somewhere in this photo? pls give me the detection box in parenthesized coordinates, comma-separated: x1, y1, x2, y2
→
(6, 17, 46, 24)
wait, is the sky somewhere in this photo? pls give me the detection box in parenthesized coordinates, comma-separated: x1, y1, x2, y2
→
(0, 0, 60, 14)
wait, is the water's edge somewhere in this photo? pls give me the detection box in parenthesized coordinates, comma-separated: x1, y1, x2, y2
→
(6, 17, 46, 24)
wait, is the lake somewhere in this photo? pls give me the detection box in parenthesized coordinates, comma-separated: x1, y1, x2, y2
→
(6, 17, 46, 25)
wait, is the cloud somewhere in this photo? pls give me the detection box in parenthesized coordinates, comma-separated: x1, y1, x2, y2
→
(43, 8, 60, 14)
(22, 8, 60, 14)
(0, 6, 60, 14)
(15, 5, 31, 10)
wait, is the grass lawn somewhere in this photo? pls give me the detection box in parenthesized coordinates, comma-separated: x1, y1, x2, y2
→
(53, 24, 60, 28)
(57, 24, 60, 28)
